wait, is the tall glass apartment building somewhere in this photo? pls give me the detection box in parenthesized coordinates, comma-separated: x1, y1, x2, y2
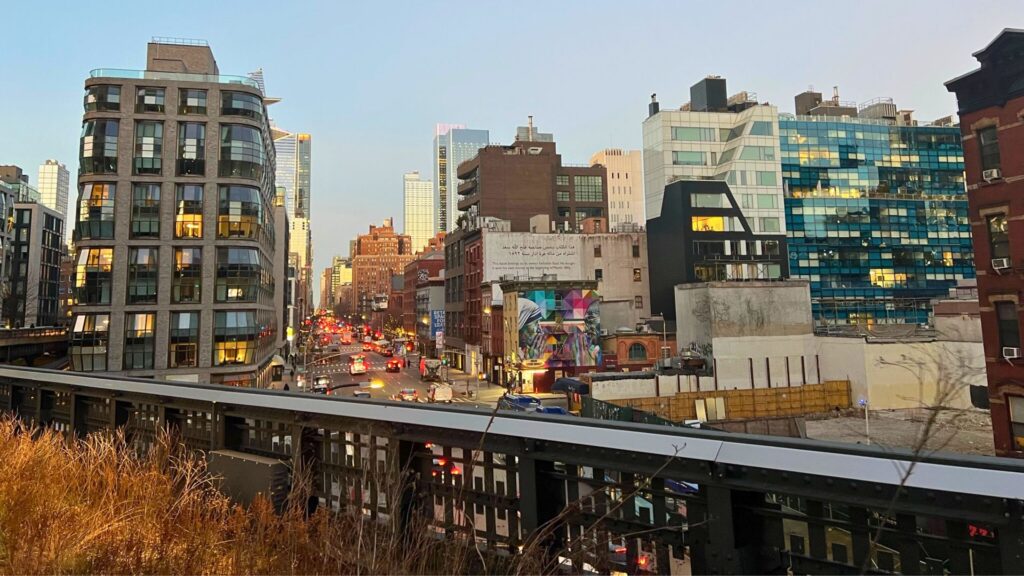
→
(433, 124, 489, 233)
(780, 115, 972, 325)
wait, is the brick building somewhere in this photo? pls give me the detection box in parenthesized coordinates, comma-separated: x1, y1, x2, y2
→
(947, 28, 1024, 456)
(350, 218, 414, 318)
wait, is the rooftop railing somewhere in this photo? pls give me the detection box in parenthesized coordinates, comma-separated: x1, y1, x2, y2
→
(89, 69, 260, 89)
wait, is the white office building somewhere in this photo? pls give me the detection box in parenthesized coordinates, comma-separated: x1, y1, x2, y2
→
(403, 171, 434, 254)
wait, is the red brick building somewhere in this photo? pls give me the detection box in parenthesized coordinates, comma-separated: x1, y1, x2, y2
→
(351, 218, 414, 318)
(947, 29, 1024, 457)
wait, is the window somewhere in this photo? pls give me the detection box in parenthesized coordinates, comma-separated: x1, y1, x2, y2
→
(556, 190, 570, 202)
(756, 194, 778, 209)
(978, 126, 1001, 172)
(221, 91, 263, 120)
(1009, 396, 1024, 451)
(718, 147, 737, 164)
(633, 268, 642, 282)
(632, 243, 641, 258)
(178, 89, 207, 115)
(996, 301, 1020, 349)
(692, 216, 724, 232)
(80, 119, 118, 174)
(216, 247, 262, 302)
(131, 184, 160, 238)
(219, 124, 265, 180)
(133, 121, 163, 175)
(738, 146, 776, 161)
(760, 217, 781, 233)
(177, 123, 206, 176)
(76, 183, 116, 239)
(594, 244, 601, 258)
(135, 87, 165, 113)
(756, 171, 777, 186)
(123, 313, 155, 370)
(218, 185, 262, 239)
(672, 127, 716, 141)
(172, 247, 202, 303)
(628, 343, 647, 361)
(169, 312, 200, 368)
(127, 247, 158, 304)
(721, 124, 745, 141)
(595, 268, 603, 281)
(763, 240, 780, 256)
(74, 248, 113, 304)
(988, 214, 1010, 260)
(672, 151, 706, 166)
(175, 185, 204, 238)
(691, 193, 722, 208)
(749, 121, 774, 136)
(214, 310, 258, 366)
(84, 85, 120, 112)
(574, 175, 604, 202)
(69, 313, 109, 371)
(634, 296, 643, 309)
(556, 174, 569, 186)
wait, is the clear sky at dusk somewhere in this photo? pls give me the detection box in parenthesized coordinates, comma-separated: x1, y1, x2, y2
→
(1, 0, 1021, 300)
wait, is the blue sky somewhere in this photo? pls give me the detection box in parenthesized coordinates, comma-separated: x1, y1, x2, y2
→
(1, 0, 1020, 299)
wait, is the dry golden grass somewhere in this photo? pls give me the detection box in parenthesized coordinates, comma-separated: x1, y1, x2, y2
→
(0, 418, 541, 575)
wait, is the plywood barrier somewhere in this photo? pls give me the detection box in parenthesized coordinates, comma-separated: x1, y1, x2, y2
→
(611, 380, 851, 422)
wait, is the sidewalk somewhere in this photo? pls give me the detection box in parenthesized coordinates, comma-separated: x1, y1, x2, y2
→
(444, 367, 507, 404)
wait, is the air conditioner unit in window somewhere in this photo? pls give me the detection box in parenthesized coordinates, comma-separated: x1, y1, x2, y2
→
(992, 258, 1011, 273)
(983, 168, 1002, 182)
(1003, 347, 1020, 360)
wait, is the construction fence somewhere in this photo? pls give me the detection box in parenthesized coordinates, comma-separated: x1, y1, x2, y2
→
(610, 380, 851, 423)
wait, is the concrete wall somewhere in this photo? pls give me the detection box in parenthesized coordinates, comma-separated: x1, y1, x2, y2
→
(676, 282, 813, 347)
(578, 232, 649, 329)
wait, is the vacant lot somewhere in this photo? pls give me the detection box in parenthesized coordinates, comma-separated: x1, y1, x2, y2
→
(805, 408, 994, 456)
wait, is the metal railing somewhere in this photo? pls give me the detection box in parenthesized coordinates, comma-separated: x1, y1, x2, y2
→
(89, 69, 260, 89)
(0, 365, 1021, 574)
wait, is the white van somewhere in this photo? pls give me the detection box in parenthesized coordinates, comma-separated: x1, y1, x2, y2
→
(429, 383, 453, 403)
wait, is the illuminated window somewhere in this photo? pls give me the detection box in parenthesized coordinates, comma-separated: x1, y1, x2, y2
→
(74, 248, 113, 304)
(988, 214, 1009, 260)
(869, 269, 907, 289)
(692, 216, 724, 232)
(175, 185, 203, 239)
(218, 185, 262, 238)
(76, 183, 116, 239)
(1010, 396, 1024, 451)
(214, 310, 258, 366)
(123, 313, 155, 370)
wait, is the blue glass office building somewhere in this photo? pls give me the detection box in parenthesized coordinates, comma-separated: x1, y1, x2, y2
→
(780, 116, 973, 325)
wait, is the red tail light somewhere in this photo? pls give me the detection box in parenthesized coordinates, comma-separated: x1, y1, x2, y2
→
(614, 546, 626, 555)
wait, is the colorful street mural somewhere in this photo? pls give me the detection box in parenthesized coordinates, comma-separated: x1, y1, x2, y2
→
(516, 289, 601, 369)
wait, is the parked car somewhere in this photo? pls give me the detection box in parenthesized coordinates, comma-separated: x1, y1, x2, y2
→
(352, 389, 371, 398)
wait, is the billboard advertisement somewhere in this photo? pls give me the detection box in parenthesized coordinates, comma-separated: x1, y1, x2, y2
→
(430, 310, 445, 338)
(515, 288, 601, 369)
(483, 233, 582, 281)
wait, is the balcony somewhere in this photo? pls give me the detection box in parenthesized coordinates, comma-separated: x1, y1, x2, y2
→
(458, 191, 480, 211)
(89, 69, 260, 89)
(457, 177, 478, 195)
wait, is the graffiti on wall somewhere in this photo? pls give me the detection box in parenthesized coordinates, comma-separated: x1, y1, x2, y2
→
(516, 289, 601, 369)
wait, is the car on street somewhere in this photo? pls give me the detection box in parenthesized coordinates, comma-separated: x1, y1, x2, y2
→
(385, 358, 402, 372)
(394, 388, 418, 402)
(312, 383, 329, 395)
(350, 357, 368, 376)
(362, 342, 372, 351)
(428, 383, 453, 403)
(314, 376, 330, 388)
(352, 389, 371, 398)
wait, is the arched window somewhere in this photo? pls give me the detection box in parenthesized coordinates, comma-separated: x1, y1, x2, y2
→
(628, 343, 647, 361)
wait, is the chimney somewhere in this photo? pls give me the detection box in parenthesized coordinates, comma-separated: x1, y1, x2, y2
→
(527, 115, 534, 141)
(649, 93, 660, 117)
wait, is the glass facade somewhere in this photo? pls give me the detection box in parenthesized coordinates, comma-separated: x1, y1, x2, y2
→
(80, 119, 118, 174)
(780, 116, 973, 325)
(219, 124, 265, 180)
(130, 183, 160, 238)
(76, 183, 116, 240)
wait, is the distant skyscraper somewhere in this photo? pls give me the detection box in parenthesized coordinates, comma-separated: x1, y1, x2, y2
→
(37, 160, 70, 221)
(273, 129, 313, 320)
(590, 149, 643, 229)
(403, 171, 433, 253)
(433, 124, 489, 233)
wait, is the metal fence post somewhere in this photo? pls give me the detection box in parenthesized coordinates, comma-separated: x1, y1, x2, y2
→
(517, 448, 564, 558)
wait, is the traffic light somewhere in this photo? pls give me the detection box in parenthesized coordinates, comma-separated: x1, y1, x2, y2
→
(442, 357, 449, 366)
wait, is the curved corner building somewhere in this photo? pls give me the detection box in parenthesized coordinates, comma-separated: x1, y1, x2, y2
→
(72, 39, 280, 387)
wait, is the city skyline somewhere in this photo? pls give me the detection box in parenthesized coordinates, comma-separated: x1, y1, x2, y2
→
(1, 0, 1023, 300)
